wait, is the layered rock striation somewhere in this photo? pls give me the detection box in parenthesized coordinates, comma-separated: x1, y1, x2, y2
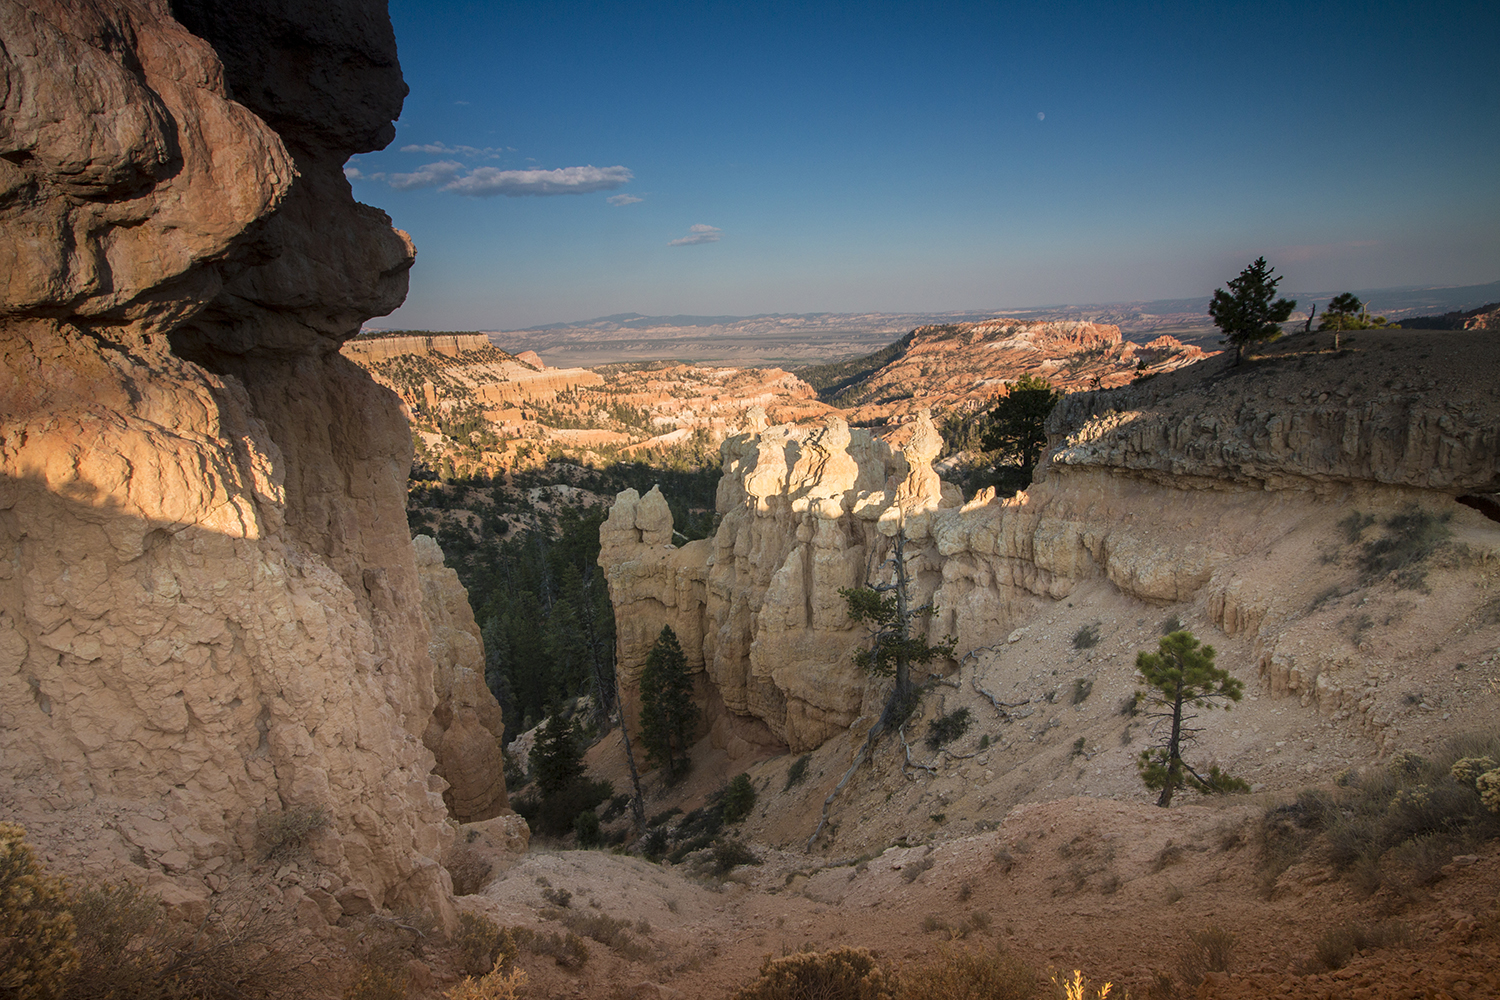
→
(601, 332, 1500, 757)
(0, 0, 497, 921)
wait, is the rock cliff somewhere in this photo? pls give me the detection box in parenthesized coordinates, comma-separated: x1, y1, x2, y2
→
(601, 330, 1500, 760)
(0, 0, 494, 923)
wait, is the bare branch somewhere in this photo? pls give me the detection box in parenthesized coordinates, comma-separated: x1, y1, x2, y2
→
(900, 725, 939, 778)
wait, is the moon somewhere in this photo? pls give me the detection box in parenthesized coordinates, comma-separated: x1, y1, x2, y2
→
(1037, 112, 1045, 121)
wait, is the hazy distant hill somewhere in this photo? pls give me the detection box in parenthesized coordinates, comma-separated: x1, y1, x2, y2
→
(364, 280, 1500, 366)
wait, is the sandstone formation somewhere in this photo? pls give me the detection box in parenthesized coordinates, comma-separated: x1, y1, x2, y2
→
(833, 319, 1210, 425)
(601, 330, 1500, 759)
(415, 534, 508, 821)
(0, 0, 469, 923)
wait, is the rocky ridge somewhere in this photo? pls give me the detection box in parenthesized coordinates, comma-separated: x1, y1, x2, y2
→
(823, 318, 1210, 424)
(0, 0, 502, 928)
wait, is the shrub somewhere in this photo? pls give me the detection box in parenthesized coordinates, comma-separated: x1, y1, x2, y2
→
(514, 777, 614, 838)
(1306, 921, 1409, 972)
(1386, 749, 1426, 777)
(455, 912, 517, 976)
(574, 809, 602, 847)
(66, 874, 318, 1000)
(1174, 924, 1235, 988)
(445, 846, 493, 896)
(549, 910, 652, 960)
(1451, 756, 1499, 788)
(711, 838, 762, 875)
(894, 941, 1038, 995)
(1072, 624, 1100, 650)
(444, 966, 527, 1000)
(925, 708, 973, 750)
(733, 947, 892, 1000)
(254, 804, 329, 859)
(0, 823, 78, 1000)
(344, 965, 407, 1000)
(721, 773, 757, 824)
(524, 929, 589, 968)
(1070, 679, 1093, 705)
(901, 853, 935, 884)
(1358, 507, 1451, 588)
(1052, 969, 1115, 1000)
(785, 755, 812, 791)
(1479, 770, 1500, 814)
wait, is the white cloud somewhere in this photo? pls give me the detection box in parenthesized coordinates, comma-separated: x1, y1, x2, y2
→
(399, 142, 500, 158)
(343, 165, 363, 180)
(442, 164, 634, 197)
(608, 193, 644, 206)
(669, 224, 722, 246)
(386, 160, 464, 190)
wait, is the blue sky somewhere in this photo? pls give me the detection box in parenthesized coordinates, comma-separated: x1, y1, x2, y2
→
(351, 1, 1500, 331)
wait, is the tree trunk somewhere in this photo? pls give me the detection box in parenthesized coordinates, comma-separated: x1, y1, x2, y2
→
(1157, 681, 1185, 808)
(892, 529, 911, 698)
(616, 676, 647, 832)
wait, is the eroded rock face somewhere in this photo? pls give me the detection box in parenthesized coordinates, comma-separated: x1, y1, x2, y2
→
(602, 340, 1500, 757)
(415, 535, 507, 822)
(0, 0, 459, 921)
(601, 412, 962, 752)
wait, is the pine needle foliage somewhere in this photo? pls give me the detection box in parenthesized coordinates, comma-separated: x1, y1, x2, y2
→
(1135, 631, 1247, 807)
(640, 625, 699, 782)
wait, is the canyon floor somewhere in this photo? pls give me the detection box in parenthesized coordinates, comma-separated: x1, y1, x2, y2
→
(459, 791, 1499, 1000)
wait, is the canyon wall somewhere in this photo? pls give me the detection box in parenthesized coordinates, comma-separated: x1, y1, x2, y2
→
(342, 334, 499, 362)
(0, 0, 496, 922)
(602, 335, 1500, 757)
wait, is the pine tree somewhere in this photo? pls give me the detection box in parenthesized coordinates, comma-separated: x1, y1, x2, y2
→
(839, 531, 958, 712)
(979, 374, 1062, 489)
(638, 626, 698, 782)
(1135, 631, 1247, 807)
(528, 712, 584, 796)
(1209, 257, 1297, 364)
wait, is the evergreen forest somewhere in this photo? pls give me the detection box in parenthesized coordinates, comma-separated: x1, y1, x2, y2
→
(406, 459, 721, 740)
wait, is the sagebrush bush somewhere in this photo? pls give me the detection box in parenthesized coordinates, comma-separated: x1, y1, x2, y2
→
(0, 822, 78, 1000)
(895, 945, 1041, 1000)
(456, 912, 517, 976)
(1358, 507, 1451, 588)
(1479, 770, 1500, 813)
(1450, 756, 1498, 788)
(67, 876, 318, 1000)
(343, 964, 407, 1000)
(1258, 733, 1500, 893)
(733, 947, 892, 1000)
(550, 909, 651, 960)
